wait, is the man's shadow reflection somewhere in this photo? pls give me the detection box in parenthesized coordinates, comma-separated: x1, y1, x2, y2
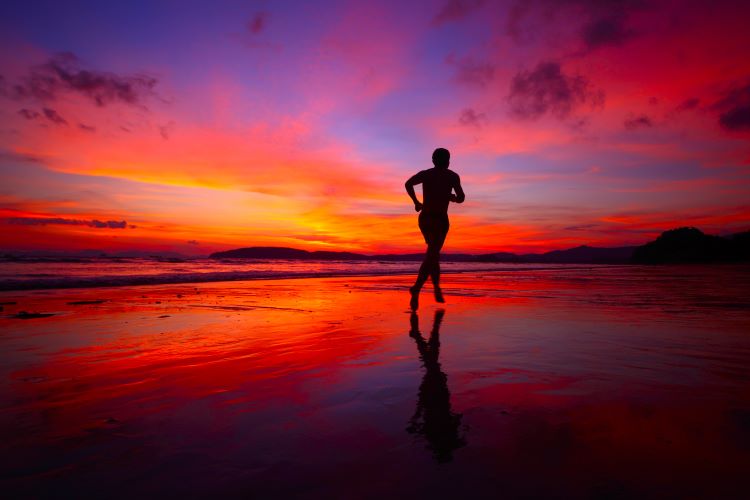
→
(407, 309, 466, 463)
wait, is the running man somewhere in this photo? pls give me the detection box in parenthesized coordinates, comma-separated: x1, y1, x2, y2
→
(405, 148, 465, 310)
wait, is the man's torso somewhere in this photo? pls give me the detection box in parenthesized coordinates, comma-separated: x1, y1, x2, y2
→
(419, 168, 457, 214)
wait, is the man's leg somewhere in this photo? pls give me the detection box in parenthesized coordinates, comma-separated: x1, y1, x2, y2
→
(413, 242, 439, 291)
(429, 224, 448, 302)
(413, 215, 434, 292)
(411, 221, 441, 309)
(430, 260, 443, 302)
(412, 215, 449, 309)
(412, 247, 437, 309)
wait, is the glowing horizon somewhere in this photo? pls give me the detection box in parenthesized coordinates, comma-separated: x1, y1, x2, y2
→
(1, 0, 749, 256)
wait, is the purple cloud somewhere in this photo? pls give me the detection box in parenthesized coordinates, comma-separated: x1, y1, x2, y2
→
(459, 107, 487, 127)
(507, 0, 643, 50)
(9, 52, 157, 107)
(713, 82, 750, 131)
(581, 14, 633, 50)
(247, 12, 268, 34)
(624, 114, 653, 130)
(18, 108, 40, 120)
(675, 97, 700, 112)
(43, 108, 67, 125)
(508, 61, 604, 120)
(447, 55, 495, 87)
(159, 121, 176, 140)
(433, 0, 486, 25)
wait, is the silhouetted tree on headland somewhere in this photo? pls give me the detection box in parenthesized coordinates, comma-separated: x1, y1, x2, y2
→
(632, 227, 750, 263)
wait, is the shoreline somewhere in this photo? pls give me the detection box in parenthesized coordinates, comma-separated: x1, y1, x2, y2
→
(0, 263, 636, 292)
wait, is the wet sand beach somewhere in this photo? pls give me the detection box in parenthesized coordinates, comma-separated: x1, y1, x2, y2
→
(1, 266, 749, 498)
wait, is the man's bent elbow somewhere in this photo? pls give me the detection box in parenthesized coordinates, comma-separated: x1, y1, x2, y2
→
(456, 194, 465, 203)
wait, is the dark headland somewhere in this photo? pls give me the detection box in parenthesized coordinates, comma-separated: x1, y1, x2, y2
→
(211, 227, 749, 264)
(632, 227, 750, 263)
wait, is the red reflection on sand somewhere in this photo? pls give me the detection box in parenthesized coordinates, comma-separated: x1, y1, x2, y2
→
(1, 268, 749, 497)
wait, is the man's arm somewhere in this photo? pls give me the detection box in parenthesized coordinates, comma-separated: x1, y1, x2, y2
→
(405, 172, 425, 212)
(450, 174, 465, 203)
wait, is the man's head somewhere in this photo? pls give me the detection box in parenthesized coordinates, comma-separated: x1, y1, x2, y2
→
(432, 148, 450, 169)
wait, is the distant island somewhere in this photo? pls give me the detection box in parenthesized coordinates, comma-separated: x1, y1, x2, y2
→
(210, 227, 750, 264)
(209, 245, 638, 264)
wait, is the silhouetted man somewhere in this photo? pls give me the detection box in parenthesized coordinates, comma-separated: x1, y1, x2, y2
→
(405, 148, 465, 310)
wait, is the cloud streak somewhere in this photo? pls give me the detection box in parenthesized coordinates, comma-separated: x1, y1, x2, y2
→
(6, 217, 128, 229)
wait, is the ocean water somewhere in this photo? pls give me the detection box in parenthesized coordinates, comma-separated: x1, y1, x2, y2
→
(0, 257, 598, 290)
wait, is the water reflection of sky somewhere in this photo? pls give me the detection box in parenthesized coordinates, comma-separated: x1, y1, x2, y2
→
(1, 265, 749, 497)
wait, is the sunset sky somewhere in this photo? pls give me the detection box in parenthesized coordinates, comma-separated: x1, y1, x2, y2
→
(1, 0, 749, 255)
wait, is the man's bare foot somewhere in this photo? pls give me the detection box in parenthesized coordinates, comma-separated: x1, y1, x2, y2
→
(434, 286, 445, 303)
(409, 286, 420, 310)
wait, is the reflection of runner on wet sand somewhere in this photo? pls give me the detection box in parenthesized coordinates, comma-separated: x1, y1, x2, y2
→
(407, 309, 466, 463)
(405, 148, 465, 310)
